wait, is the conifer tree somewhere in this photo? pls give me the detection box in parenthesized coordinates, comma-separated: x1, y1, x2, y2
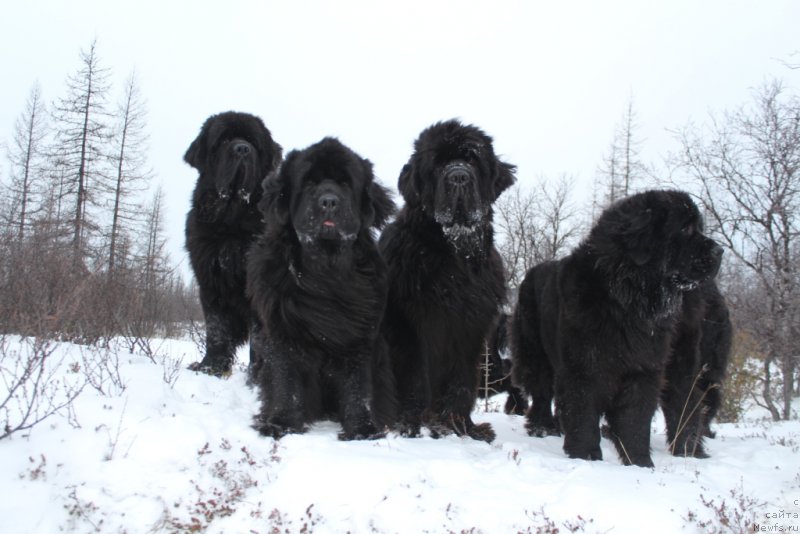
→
(107, 70, 152, 279)
(49, 39, 113, 264)
(6, 83, 49, 240)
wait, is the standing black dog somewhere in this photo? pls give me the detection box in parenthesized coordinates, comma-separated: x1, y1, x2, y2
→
(247, 138, 396, 440)
(184, 111, 283, 377)
(511, 190, 723, 467)
(380, 119, 516, 443)
(662, 279, 732, 456)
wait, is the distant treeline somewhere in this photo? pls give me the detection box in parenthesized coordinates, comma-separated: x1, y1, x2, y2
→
(0, 39, 201, 342)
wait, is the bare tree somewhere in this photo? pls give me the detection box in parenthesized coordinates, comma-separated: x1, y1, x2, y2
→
(107, 70, 152, 280)
(5, 83, 49, 239)
(537, 175, 583, 262)
(675, 79, 800, 420)
(49, 38, 113, 264)
(495, 176, 583, 292)
(496, 184, 538, 291)
(594, 95, 649, 211)
(119, 186, 178, 346)
(139, 186, 171, 316)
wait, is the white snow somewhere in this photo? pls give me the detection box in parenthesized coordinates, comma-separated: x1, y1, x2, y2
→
(1, 336, 798, 533)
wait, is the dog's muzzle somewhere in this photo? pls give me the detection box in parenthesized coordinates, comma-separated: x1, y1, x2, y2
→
(443, 162, 474, 189)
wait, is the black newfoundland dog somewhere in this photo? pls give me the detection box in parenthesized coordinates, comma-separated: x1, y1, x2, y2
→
(511, 190, 723, 467)
(184, 111, 282, 376)
(246, 137, 396, 440)
(380, 119, 516, 442)
(663, 278, 731, 454)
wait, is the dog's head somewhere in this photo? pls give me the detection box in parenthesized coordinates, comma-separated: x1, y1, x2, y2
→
(398, 120, 516, 237)
(184, 111, 282, 204)
(592, 190, 723, 292)
(261, 137, 395, 251)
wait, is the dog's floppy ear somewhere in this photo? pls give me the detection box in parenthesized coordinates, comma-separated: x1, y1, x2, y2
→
(267, 139, 283, 173)
(397, 162, 420, 205)
(492, 160, 517, 200)
(592, 197, 659, 266)
(359, 158, 396, 229)
(365, 181, 396, 230)
(258, 150, 295, 226)
(183, 121, 211, 171)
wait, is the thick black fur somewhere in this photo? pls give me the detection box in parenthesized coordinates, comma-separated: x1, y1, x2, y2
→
(184, 111, 282, 377)
(478, 314, 529, 415)
(696, 283, 732, 437)
(246, 137, 397, 440)
(511, 190, 723, 467)
(662, 279, 732, 455)
(380, 119, 516, 443)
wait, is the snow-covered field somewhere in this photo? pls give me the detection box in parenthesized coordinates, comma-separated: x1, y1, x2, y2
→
(1, 336, 798, 533)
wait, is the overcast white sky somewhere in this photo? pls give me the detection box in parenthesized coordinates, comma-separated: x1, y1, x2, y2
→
(1, 1, 798, 276)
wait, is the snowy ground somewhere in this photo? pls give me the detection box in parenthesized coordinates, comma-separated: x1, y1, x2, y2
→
(1, 336, 798, 533)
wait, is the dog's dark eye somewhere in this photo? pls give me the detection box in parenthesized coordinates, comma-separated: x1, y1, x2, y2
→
(681, 225, 694, 236)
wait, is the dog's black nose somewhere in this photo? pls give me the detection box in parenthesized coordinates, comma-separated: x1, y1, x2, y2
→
(319, 193, 339, 213)
(233, 142, 251, 156)
(447, 168, 471, 186)
(711, 244, 724, 259)
(444, 162, 473, 188)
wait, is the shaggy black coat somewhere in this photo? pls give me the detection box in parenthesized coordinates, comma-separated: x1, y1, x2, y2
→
(662, 279, 732, 456)
(511, 190, 724, 467)
(246, 138, 396, 440)
(184, 111, 282, 376)
(380, 119, 516, 443)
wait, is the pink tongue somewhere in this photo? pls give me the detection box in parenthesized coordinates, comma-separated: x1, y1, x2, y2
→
(323, 221, 336, 227)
